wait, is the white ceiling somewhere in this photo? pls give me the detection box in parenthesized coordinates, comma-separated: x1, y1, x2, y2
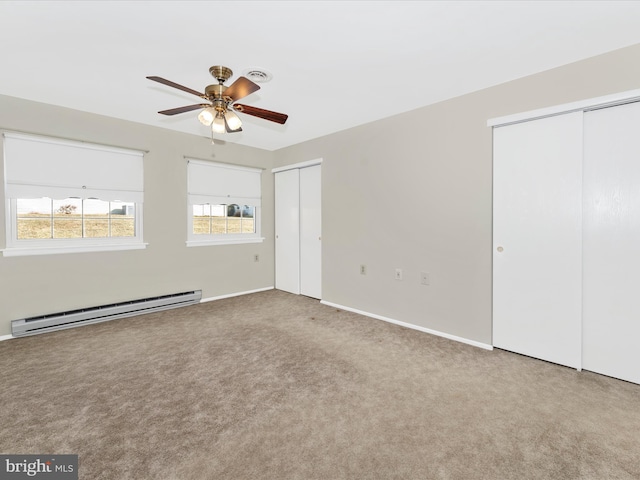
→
(1, 1, 640, 151)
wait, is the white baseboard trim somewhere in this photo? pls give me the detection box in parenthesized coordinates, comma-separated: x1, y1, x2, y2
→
(200, 286, 274, 304)
(320, 300, 493, 351)
(0, 334, 14, 342)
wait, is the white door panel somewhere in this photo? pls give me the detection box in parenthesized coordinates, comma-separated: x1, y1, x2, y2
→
(300, 165, 322, 299)
(582, 101, 640, 384)
(275, 169, 300, 294)
(493, 112, 583, 369)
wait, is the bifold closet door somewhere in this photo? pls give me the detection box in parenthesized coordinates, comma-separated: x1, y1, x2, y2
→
(582, 101, 640, 384)
(493, 112, 583, 369)
(275, 169, 300, 294)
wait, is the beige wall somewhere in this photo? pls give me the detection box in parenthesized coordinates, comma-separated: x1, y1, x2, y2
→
(273, 43, 640, 345)
(2, 43, 639, 342)
(0, 95, 275, 336)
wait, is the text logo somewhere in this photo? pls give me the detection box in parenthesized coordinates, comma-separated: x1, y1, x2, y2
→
(1, 455, 78, 479)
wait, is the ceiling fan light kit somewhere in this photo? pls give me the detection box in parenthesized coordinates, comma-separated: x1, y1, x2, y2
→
(224, 110, 243, 131)
(211, 114, 226, 134)
(197, 107, 216, 126)
(147, 65, 288, 137)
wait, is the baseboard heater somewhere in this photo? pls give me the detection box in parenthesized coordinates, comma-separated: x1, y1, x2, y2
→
(11, 290, 202, 337)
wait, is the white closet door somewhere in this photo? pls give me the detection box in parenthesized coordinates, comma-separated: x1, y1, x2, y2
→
(493, 112, 583, 368)
(300, 165, 322, 299)
(275, 169, 300, 294)
(582, 101, 640, 384)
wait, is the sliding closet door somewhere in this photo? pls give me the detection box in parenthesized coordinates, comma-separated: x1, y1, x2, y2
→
(582, 101, 640, 384)
(275, 169, 300, 294)
(493, 112, 583, 368)
(275, 163, 323, 298)
(299, 165, 322, 299)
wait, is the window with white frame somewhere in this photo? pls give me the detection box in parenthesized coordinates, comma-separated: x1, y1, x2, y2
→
(186, 159, 263, 246)
(2, 132, 145, 256)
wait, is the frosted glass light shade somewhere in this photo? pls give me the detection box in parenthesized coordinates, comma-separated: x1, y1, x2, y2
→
(225, 110, 242, 131)
(198, 108, 215, 126)
(211, 114, 226, 134)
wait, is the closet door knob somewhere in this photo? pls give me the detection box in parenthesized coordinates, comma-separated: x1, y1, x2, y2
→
(497, 246, 504, 253)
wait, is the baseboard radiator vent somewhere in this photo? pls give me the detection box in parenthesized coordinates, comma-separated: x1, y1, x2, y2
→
(11, 290, 202, 337)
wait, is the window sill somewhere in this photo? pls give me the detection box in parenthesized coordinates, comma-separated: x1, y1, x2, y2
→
(2, 242, 148, 257)
(186, 237, 265, 247)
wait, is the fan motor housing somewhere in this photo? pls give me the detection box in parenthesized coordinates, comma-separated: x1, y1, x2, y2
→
(205, 84, 227, 99)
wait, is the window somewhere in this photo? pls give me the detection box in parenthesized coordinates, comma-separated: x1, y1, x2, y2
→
(16, 198, 135, 239)
(2, 132, 145, 256)
(192, 204, 255, 235)
(186, 159, 263, 246)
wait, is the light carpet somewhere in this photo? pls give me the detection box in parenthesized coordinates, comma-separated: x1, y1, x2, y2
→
(1, 290, 639, 479)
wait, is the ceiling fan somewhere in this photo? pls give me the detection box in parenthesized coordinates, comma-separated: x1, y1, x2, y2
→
(146, 65, 288, 134)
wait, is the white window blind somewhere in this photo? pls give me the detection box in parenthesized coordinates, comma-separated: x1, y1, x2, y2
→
(3, 132, 144, 203)
(187, 159, 261, 206)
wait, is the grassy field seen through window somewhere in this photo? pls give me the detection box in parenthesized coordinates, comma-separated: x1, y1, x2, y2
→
(193, 217, 255, 235)
(17, 214, 135, 239)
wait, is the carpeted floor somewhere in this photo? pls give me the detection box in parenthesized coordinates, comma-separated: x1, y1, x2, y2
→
(1, 289, 639, 479)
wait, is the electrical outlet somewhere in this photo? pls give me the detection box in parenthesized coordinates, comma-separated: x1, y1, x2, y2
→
(395, 268, 403, 280)
(360, 265, 366, 275)
(254, 254, 260, 262)
(420, 272, 430, 285)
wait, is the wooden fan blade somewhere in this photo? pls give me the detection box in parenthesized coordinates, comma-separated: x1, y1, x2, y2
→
(222, 77, 260, 102)
(234, 104, 288, 124)
(147, 76, 207, 99)
(158, 104, 209, 115)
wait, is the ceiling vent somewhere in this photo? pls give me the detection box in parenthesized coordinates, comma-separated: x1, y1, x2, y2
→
(242, 68, 273, 83)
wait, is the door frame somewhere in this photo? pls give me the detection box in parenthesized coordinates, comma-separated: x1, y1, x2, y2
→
(272, 158, 322, 174)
